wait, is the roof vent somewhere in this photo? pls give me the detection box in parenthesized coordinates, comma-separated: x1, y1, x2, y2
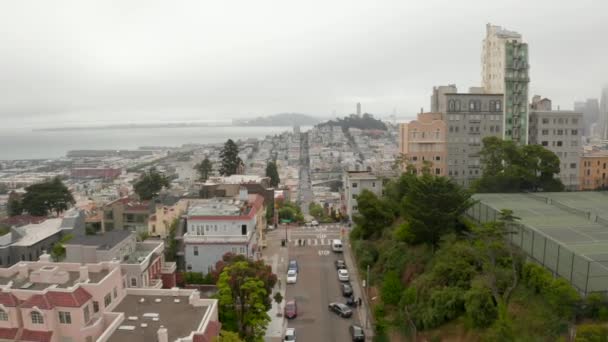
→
(139, 298, 145, 303)
(155, 298, 162, 303)
(118, 325, 136, 331)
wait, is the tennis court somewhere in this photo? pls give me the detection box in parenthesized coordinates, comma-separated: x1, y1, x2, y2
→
(469, 192, 608, 294)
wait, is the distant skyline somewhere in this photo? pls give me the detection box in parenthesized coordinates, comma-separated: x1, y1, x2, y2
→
(1, 0, 607, 129)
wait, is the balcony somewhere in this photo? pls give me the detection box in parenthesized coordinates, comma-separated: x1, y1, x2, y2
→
(183, 233, 251, 244)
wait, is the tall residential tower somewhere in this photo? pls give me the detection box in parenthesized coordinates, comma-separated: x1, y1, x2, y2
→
(482, 24, 530, 145)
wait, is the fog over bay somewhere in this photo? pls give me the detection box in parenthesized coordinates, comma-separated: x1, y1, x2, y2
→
(1, 0, 607, 129)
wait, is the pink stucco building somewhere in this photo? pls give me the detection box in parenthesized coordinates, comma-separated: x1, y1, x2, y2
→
(399, 112, 448, 176)
(0, 254, 218, 342)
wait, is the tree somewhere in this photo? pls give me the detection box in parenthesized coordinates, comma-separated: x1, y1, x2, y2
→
(352, 189, 393, 240)
(213, 331, 244, 342)
(7, 192, 23, 217)
(21, 177, 75, 216)
(219, 139, 242, 176)
(133, 168, 170, 200)
(464, 284, 497, 328)
(216, 261, 272, 341)
(51, 233, 73, 262)
(0, 183, 7, 195)
(474, 136, 564, 193)
(309, 202, 324, 220)
(195, 157, 213, 182)
(401, 175, 474, 245)
(265, 161, 280, 187)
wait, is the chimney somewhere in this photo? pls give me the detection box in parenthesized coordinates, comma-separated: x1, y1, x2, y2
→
(157, 326, 168, 342)
(39, 252, 51, 263)
(239, 187, 248, 202)
(79, 266, 89, 282)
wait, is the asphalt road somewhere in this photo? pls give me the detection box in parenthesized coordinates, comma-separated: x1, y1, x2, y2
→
(284, 225, 361, 342)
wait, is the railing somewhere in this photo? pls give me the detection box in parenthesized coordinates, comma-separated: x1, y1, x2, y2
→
(183, 233, 250, 243)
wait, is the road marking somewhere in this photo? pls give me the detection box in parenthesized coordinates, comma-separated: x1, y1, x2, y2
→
(318, 250, 330, 256)
(317, 234, 326, 239)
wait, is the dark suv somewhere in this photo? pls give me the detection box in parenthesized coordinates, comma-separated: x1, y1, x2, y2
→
(335, 260, 346, 270)
(349, 324, 365, 341)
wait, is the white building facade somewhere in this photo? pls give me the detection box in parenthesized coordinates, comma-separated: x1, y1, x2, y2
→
(343, 171, 382, 222)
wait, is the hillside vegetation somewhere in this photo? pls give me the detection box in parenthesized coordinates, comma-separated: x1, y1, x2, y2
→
(351, 171, 608, 341)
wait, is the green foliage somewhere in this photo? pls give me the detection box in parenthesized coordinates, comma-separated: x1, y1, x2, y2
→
(51, 233, 74, 262)
(195, 157, 213, 182)
(521, 263, 553, 294)
(133, 168, 170, 200)
(164, 218, 179, 262)
(273, 292, 283, 305)
(265, 161, 280, 187)
(352, 189, 393, 240)
(411, 286, 465, 329)
(184, 272, 215, 285)
(474, 136, 564, 193)
(7, 193, 23, 217)
(393, 222, 414, 243)
(213, 330, 244, 342)
(464, 285, 498, 328)
(353, 240, 379, 270)
(277, 201, 304, 223)
(401, 175, 474, 245)
(216, 261, 271, 341)
(21, 177, 75, 216)
(219, 139, 242, 176)
(381, 271, 403, 305)
(575, 324, 608, 342)
(0, 183, 7, 195)
(318, 113, 387, 131)
(308, 202, 324, 220)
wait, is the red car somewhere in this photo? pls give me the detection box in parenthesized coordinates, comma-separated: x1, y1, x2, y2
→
(284, 300, 297, 319)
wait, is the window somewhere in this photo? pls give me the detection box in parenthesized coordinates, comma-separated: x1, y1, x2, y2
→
(541, 129, 549, 135)
(435, 168, 441, 175)
(570, 163, 577, 169)
(351, 182, 357, 188)
(412, 156, 418, 161)
(435, 156, 441, 161)
(571, 129, 578, 135)
(542, 118, 549, 124)
(352, 206, 358, 211)
(496, 100, 502, 111)
(572, 118, 579, 124)
(84, 305, 90, 323)
(372, 182, 375, 187)
(93, 301, 99, 313)
(541, 141, 548, 146)
(469, 100, 475, 111)
(0, 309, 7, 321)
(490, 101, 495, 111)
(31, 311, 44, 324)
(557, 129, 564, 135)
(59, 311, 71, 324)
(241, 225, 247, 235)
(104, 293, 112, 307)
(352, 194, 356, 199)
(113, 287, 117, 299)
(557, 141, 563, 147)
(239, 247, 245, 254)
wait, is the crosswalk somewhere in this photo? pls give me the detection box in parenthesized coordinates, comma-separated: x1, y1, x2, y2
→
(290, 238, 337, 247)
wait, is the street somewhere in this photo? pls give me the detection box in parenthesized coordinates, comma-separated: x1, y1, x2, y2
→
(266, 224, 364, 342)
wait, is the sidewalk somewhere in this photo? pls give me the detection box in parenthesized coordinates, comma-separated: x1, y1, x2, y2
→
(263, 235, 289, 342)
(343, 237, 375, 340)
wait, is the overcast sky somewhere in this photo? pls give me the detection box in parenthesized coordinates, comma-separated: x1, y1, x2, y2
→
(1, 0, 607, 128)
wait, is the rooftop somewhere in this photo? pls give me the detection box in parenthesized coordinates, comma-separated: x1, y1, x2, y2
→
(10, 218, 63, 247)
(0, 265, 109, 291)
(187, 194, 264, 219)
(345, 171, 378, 180)
(108, 294, 209, 342)
(205, 175, 267, 185)
(66, 230, 133, 250)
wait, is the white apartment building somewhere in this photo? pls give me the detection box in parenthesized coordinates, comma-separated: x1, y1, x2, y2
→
(183, 189, 265, 274)
(343, 171, 382, 221)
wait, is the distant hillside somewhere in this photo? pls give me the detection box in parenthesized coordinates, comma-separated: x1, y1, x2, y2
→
(317, 113, 387, 131)
(232, 113, 320, 126)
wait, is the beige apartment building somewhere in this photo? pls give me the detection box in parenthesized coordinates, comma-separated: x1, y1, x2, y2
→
(399, 112, 447, 176)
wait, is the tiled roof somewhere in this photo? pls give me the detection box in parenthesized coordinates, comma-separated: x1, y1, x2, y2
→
(21, 288, 92, 309)
(20, 329, 53, 342)
(0, 328, 18, 340)
(0, 291, 20, 307)
(21, 294, 53, 310)
(47, 287, 92, 308)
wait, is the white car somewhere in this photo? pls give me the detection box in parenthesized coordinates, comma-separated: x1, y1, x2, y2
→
(311, 220, 319, 226)
(284, 328, 296, 341)
(287, 269, 298, 284)
(338, 269, 350, 282)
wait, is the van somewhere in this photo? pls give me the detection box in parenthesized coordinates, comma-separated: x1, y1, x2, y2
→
(331, 239, 343, 253)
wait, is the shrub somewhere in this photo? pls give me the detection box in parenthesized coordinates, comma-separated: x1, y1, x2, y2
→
(575, 323, 608, 342)
(381, 271, 403, 306)
(522, 263, 552, 294)
(464, 285, 497, 328)
(546, 278, 581, 318)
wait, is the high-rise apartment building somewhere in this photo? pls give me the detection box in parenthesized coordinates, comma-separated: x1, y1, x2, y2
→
(399, 112, 447, 176)
(574, 99, 600, 137)
(599, 86, 608, 140)
(528, 96, 583, 190)
(432, 86, 504, 187)
(482, 24, 530, 145)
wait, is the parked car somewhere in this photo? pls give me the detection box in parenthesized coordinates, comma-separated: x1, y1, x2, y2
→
(346, 295, 357, 307)
(288, 260, 298, 273)
(284, 300, 298, 319)
(338, 269, 350, 282)
(331, 239, 343, 252)
(341, 283, 353, 297)
(349, 324, 365, 341)
(328, 302, 353, 318)
(335, 260, 346, 270)
(284, 328, 296, 341)
(287, 269, 298, 284)
(311, 220, 319, 226)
